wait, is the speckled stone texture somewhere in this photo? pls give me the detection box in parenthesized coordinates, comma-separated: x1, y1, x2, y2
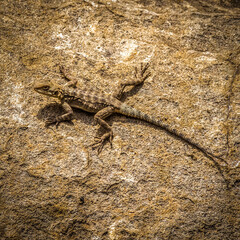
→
(0, 0, 239, 239)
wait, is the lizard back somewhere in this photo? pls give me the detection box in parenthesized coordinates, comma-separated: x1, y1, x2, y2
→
(62, 86, 122, 113)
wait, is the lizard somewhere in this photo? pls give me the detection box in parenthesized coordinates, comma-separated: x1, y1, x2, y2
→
(34, 63, 227, 166)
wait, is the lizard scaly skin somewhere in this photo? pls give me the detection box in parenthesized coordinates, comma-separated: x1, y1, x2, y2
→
(34, 64, 227, 167)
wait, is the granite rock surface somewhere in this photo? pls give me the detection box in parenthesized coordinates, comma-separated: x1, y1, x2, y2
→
(0, 0, 239, 239)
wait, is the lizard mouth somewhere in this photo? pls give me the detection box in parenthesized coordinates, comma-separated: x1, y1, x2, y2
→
(34, 87, 55, 97)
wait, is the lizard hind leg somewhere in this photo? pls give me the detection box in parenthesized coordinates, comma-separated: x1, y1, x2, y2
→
(113, 62, 151, 100)
(90, 107, 114, 154)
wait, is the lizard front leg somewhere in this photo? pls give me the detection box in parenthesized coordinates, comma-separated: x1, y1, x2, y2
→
(91, 106, 114, 153)
(113, 62, 151, 100)
(59, 66, 78, 88)
(45, 102, 74, 127)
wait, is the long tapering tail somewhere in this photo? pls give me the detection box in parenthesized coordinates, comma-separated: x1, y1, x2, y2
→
(118, 103, 227, 165)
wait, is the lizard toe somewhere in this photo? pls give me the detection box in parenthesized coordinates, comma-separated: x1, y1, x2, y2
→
(45, 117, 60, 127)
(91, 131, 113, 153)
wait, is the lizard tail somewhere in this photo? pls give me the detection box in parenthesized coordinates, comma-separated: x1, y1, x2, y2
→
(118, 103, 227, 165)
(119, 103, 160, 126)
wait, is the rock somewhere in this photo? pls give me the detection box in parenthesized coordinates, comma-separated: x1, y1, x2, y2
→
(0, 0, 239, 239)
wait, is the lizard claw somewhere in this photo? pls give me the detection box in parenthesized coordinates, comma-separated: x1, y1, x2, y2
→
(45, 117, 60, 127)
(134, 63, 151, 84)
(141, 62, 150, 75)
(143, 71, 151, 81)
(90, 139, 105, 154)
(91, 131, 113, 154)
(141, 63, 151, 80)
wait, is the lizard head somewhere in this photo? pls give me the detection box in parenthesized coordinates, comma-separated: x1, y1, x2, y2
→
(34, 80, 61, 98)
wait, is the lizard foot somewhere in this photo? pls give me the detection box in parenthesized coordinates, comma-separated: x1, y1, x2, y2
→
(135, 62, 151, 83)
(91, 131, 113, 154)
(45, 117, 61, 128)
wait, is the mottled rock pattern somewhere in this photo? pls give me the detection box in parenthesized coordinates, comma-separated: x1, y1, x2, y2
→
(0, 0, 239, 239)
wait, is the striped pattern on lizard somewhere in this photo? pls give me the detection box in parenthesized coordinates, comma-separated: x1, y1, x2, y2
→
(34, 63, 227, 167)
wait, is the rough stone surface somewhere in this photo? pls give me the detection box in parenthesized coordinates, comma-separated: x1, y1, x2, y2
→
(0, 0, 239, 239)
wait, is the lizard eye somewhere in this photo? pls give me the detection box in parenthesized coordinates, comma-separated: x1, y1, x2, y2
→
(43, 86, 50, 91)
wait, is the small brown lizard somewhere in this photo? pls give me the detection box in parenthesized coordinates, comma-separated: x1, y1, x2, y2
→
(34, 63, 226, 165)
